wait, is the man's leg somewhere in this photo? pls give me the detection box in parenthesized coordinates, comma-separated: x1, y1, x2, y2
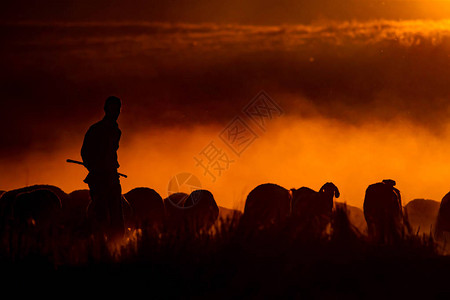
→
(107, 178, 124, 239)
(88, 182, 110, 236)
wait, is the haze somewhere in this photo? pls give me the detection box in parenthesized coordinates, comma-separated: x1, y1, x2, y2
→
(2, 3, 450, 209)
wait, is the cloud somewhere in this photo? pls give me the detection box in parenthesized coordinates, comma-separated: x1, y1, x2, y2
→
(1, 0, 449, 24)
(7, 19, 450, 49)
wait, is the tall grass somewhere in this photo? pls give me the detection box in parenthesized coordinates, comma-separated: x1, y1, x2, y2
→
(0, 205, 448, 297)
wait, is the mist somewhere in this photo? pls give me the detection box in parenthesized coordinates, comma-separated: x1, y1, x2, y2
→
(3, 109, 450, 210)
(2, 19, 450, 209)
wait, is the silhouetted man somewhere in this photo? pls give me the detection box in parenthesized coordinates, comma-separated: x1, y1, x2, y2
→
(81, 96, 124, 240)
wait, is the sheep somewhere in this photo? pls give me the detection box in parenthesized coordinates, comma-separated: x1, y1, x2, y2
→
(363, 179, 404, 243)
(291, 182, 340, 233)
(123, 187, 165, 228)
(242, 183, 291, 230)
(241, 182, 340, 233)
(164, 190, 219, 233)
(435, 192, 450, 240)
(59, 189, 133, 235)
(0, 184, 68, 230)
(12, 188, 63, 229)
(62, 189, 91, 224)
(163, 192, 189, 222)
(57, 189, 97, 236)
(164, 192, 189, 207)
(185, 189, 219, 230)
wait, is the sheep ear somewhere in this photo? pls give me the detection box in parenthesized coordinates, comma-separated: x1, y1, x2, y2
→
(334, 186, 340, 198)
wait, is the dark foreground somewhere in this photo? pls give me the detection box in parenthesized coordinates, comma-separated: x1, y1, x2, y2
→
(1, 207, 450, 299)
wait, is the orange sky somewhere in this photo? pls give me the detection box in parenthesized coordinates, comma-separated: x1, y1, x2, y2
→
(3, 18, 450, 210)
(2, 105, 450, 211)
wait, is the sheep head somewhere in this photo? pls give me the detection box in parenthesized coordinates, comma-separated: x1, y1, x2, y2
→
(382, 179, 396, 187)
(319, 182, 340, 199)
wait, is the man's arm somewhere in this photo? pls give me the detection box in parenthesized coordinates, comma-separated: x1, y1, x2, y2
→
(81, 123, 121, 173)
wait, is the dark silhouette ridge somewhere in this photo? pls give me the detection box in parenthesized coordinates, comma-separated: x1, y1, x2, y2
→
(363, 179, 407, 243)
(81, 96, 124, 241)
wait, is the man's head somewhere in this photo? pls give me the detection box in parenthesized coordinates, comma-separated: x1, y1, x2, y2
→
(104, 96, 121, 121)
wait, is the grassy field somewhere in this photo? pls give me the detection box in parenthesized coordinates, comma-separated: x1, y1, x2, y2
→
(1, 205, 449, 298)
